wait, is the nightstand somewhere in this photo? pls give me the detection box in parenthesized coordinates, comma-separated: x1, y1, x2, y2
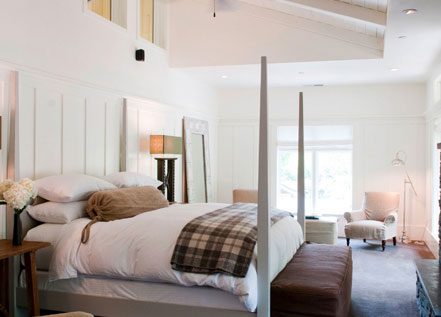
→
(305, 217, 338, 245)
(0, 240, 50, 317)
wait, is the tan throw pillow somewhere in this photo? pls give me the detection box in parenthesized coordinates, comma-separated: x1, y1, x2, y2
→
(81, 186, 169, 243)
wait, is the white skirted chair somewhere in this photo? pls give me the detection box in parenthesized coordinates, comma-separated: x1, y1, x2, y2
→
(344, 192, 400, 251)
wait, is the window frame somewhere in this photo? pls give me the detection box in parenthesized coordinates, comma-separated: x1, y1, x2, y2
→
(275, 127, 353, 217)
(82, 0, 129, 33)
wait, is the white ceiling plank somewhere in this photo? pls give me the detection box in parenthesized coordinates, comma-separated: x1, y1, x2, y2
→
(242, 1, 384, 51)
(271, 0, 387, 27)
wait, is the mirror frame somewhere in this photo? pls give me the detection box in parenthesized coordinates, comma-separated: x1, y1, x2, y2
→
(183, 117, 213, 203)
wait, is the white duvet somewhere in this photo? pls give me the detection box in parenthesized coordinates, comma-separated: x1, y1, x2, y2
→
(49, 203, 303, 312)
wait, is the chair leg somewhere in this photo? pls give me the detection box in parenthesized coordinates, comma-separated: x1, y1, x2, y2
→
(393, 237, 397, 246)
(382, 240, 386, 251)
(346, 238, 350, 246)
(363, 239, 366, 243)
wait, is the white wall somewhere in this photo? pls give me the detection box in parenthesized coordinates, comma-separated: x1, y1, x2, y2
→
(0, 67, 11, 238)
(124, 97, 218, 203)
(424, 58, 441, 257)
(217, 83, 427, 241)
(0, 0, 219, 238)
(0, 0, 217, 115)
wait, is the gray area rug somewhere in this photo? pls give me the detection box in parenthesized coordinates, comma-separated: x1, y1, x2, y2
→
(338, 238, 434, 317)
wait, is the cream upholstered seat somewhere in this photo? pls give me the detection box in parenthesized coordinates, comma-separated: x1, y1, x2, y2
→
(233, 189, 258, 204)
(344, 192, 399, 251)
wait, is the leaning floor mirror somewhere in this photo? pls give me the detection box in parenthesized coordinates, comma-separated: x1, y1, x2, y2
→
(183, 117, 213, 203)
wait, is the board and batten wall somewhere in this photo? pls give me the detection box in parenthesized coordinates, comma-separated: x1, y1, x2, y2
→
(217, 84, 427, 241)
(0, 1, 219, 237)
(424, 59, 441, 257)
(123, 97, 218, 203)
(0, 68, 11, 238)
(0, 71, 218, 238)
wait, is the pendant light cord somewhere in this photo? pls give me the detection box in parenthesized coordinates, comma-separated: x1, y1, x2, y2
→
(213, 0, 216, 17)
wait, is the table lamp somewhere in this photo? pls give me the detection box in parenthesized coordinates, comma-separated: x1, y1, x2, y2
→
(150, 135, 182, 203)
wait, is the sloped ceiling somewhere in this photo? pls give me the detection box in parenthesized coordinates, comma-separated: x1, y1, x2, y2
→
(168, 0, 386, 67)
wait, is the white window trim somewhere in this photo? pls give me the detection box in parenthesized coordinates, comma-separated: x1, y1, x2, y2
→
(82, 0, 129, 34)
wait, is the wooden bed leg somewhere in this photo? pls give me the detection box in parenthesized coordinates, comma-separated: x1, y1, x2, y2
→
(381, 240, 386, 251)
(346, 238, 350, 246)
(393, 237, 397, 246)
(363, 239, 366, 243)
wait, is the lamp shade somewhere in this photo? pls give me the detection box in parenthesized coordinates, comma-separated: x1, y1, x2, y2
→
(391, 150, 406, 167)
(150, 135, 182, 155)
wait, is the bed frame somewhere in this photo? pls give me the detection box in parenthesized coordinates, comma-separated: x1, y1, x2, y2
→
(7, 58, 305, 317)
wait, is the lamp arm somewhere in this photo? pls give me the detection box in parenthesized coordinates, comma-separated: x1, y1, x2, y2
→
(404, 168, 417, 196)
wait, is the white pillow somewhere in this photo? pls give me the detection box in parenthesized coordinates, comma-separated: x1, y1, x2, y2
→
(27, 201, 87, 224)
(35, 174, 116, 202)
(104, 172, 162, 188)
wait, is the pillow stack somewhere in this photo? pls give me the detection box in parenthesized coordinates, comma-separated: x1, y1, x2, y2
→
(27, 173, 163, 225)
(103, 172, 162, 189)
(27, 174, 117, 224)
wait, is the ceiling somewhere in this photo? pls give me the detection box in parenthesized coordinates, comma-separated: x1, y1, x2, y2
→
(171, 0, 441, 87)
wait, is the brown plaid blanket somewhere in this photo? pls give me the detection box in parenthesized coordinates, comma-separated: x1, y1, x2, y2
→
(170, 203, 291, 277)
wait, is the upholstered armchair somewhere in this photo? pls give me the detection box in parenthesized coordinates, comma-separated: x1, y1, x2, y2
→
(233, 189, 258, 204)
(344, 192, 400, 251)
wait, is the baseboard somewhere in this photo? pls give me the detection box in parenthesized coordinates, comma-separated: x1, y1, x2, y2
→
(423, 228, 439, 259)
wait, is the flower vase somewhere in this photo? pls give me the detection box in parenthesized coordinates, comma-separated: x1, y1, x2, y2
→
(12, 213, 22, 246)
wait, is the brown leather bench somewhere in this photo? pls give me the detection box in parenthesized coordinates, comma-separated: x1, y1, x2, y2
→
(271, 243, 352, 317)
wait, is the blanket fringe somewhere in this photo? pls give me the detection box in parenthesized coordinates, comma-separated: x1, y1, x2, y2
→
(81, 218, 100, 244)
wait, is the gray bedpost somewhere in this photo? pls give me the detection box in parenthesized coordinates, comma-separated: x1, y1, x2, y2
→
(297, 92, 305, 238)
(257, 56, 270, 317)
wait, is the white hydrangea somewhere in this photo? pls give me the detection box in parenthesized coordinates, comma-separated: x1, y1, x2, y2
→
(0, 179, 14, 200)
(2, 179, 37, 212)
(19, 178, 38, 199)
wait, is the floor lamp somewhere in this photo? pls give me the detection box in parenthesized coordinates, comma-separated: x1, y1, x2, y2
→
(391, 150, 417, 244)
(150, 135, 182, 203)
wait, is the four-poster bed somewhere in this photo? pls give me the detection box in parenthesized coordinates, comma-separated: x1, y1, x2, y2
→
(5, 59, 351, 317)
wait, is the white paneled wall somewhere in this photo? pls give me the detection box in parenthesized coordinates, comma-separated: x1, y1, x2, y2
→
(16, 72, 122, 180)
(217, 84, 427, 241)
(219, 117, 426, 240)
(218, 123, 259, 202)
(424, 59, 441, 257)
(0, 68, 11, 238)
(124, 97, 218, 203)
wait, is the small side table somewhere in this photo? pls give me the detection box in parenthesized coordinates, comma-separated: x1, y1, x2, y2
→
(305, 217, 338, 245)
(0, 240, 50, 317)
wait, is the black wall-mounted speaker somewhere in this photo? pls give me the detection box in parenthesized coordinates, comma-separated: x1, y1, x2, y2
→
(135, 49, 145, 61)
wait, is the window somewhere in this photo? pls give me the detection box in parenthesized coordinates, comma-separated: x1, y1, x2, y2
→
(87, 0, 127, 28)
(140, 0, 154, 43)
(139, 0, 167, 48)
(276, 125, 353, 216)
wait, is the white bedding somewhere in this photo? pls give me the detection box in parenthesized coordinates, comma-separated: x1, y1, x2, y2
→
(49, 203, 303, 312)
(24, 223, 66, 270)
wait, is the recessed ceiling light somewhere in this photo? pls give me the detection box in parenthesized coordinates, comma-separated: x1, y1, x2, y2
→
(221, 75, 228, 79)
(398, 35, 407, 39)
(298, 71, 304, 75)
(402, 8, 417, 15)
(390, 68, 400, 72)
